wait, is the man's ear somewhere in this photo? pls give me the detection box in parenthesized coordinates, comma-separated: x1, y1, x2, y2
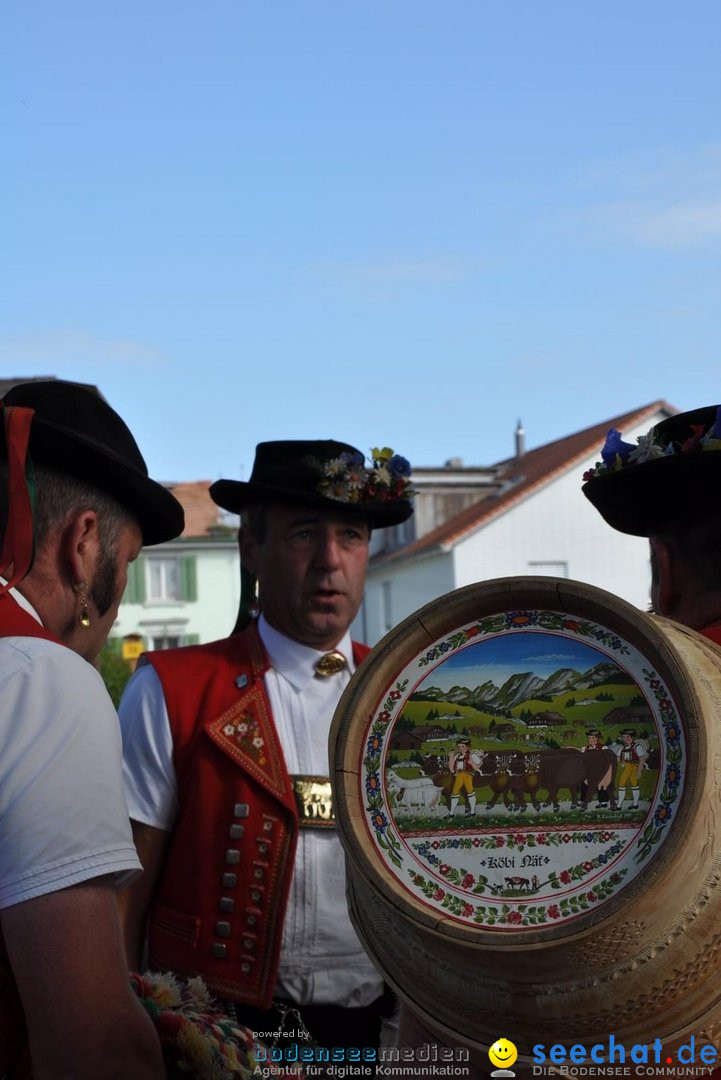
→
(238, 525, 259, 575)
(649, 536, 678, 617)
(60, 509, 100, 587)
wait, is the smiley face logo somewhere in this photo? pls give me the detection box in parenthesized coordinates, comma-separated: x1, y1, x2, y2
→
(489, 1038, 518, 1071)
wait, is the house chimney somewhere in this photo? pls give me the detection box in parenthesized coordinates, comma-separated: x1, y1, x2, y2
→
(515, 419, 525, 459)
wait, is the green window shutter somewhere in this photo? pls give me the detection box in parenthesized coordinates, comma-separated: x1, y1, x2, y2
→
(184, 633, 200, 646)
(124, 559, 146, 604)
(180, 555, 197, 602)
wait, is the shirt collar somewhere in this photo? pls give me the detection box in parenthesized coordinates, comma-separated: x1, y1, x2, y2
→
(257, 613, 354, 691)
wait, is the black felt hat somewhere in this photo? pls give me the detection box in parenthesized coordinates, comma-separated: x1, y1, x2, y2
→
(582, 406, 721, 537)
(210, 439, 415, 528)
(1, 380, 184, 545)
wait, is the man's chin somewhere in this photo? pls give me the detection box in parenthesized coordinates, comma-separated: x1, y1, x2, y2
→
(303, 608, 352, 643)
(307, 597, 346, 619)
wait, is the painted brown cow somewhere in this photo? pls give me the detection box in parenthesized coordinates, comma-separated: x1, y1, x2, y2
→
(537, 747, 617, 811)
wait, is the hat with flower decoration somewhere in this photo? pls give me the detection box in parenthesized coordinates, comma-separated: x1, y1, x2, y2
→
(210, 439, 415, 528)
(582, 405, 721, 537)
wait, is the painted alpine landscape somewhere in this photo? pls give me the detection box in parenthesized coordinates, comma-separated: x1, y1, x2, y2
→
(365, 616, 682, 928)
(384, 630, 659, 834)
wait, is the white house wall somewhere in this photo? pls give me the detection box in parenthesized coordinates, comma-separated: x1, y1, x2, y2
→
(113, 542, 240, 646)
(362, 411, 666, 645)
(359, 551, 455, 645)
(453, 471, 650, 608)
(452, 415, 663, 610)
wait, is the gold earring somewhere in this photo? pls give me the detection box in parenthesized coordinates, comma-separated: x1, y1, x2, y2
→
(79, 583, 90, 629)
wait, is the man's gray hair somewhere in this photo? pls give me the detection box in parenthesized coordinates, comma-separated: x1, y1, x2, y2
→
(1, 462, 135, 552)
(241, 505, 267, 543)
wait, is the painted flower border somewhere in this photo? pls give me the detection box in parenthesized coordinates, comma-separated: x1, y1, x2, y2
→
(635, 668, 683, 861)
(407, 868, 628, 927)
(418, 829, 620, 853)
(361, 610, 685, 922)
(410, 837, 624, 896)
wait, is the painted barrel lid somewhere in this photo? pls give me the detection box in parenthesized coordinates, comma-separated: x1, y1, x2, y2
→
(331, 578, 721, 1053)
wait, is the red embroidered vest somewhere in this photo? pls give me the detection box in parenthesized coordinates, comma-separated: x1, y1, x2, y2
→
(145, 624, 370, 1009)
(0, 593, 61, 1080)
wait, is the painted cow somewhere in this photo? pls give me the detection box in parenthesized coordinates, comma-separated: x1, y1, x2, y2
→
(537, 747, 617, 811)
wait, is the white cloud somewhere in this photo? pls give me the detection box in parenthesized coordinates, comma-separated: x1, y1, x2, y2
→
(566, 144, 721, 249)
(0, 329, 167, 369)
(524, 653, 580, 663)
(567, 197, 721, 249)
(630, 200, 721, 247)
(582, 143, 721, 197)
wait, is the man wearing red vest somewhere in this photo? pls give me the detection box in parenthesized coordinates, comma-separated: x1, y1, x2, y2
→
(119, 440, 414, 1052)
(0, 380, 184, 1079)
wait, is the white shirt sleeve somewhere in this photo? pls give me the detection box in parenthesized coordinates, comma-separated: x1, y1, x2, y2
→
(118, 662, 179, 830)
(0, 640, 141, 910)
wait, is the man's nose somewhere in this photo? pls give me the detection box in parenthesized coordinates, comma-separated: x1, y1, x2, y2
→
(314, 531, 342, 568)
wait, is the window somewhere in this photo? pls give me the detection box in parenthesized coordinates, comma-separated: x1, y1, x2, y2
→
(527, 561, 569, 578)
(151, 634, 183, 650)
(123, 554, 198, 604)
(147, 556, 181, 601)
(138, 624, 200, 650)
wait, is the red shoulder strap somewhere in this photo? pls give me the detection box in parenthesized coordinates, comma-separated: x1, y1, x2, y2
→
(0, 593, 60, 643)
(0, 404, 36, 594)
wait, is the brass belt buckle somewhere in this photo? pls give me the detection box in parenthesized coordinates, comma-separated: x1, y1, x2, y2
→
(290, 775, 335, 828)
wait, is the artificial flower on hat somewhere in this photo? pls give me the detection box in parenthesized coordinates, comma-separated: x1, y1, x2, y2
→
(582, 404, 721, 537)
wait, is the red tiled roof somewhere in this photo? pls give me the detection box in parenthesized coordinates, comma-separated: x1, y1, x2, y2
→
(373, 401, 674, 566)
(169, 482, 226, 539)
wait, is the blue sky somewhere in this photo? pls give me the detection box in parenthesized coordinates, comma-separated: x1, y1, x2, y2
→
(3, 2, 720, 483)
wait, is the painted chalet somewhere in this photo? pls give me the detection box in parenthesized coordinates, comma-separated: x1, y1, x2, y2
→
(355, 401, 674, 646)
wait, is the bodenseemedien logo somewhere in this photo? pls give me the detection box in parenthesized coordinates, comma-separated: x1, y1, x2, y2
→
(489, 1038, 518, 1077)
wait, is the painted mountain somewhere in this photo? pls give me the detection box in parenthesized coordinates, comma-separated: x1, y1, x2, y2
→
(409, 661, 630, 712)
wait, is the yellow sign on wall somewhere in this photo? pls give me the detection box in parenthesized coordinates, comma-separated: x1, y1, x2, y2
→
(122, 640, 145, 661)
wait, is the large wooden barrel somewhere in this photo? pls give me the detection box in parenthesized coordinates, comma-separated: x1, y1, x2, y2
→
(330, 577, 721, 1062)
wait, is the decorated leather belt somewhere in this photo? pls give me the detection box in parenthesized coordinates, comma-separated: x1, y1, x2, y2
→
(290, 775, 335, 828)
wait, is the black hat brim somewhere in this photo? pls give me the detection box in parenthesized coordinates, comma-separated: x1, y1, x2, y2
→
(209, 478, 414, 529)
